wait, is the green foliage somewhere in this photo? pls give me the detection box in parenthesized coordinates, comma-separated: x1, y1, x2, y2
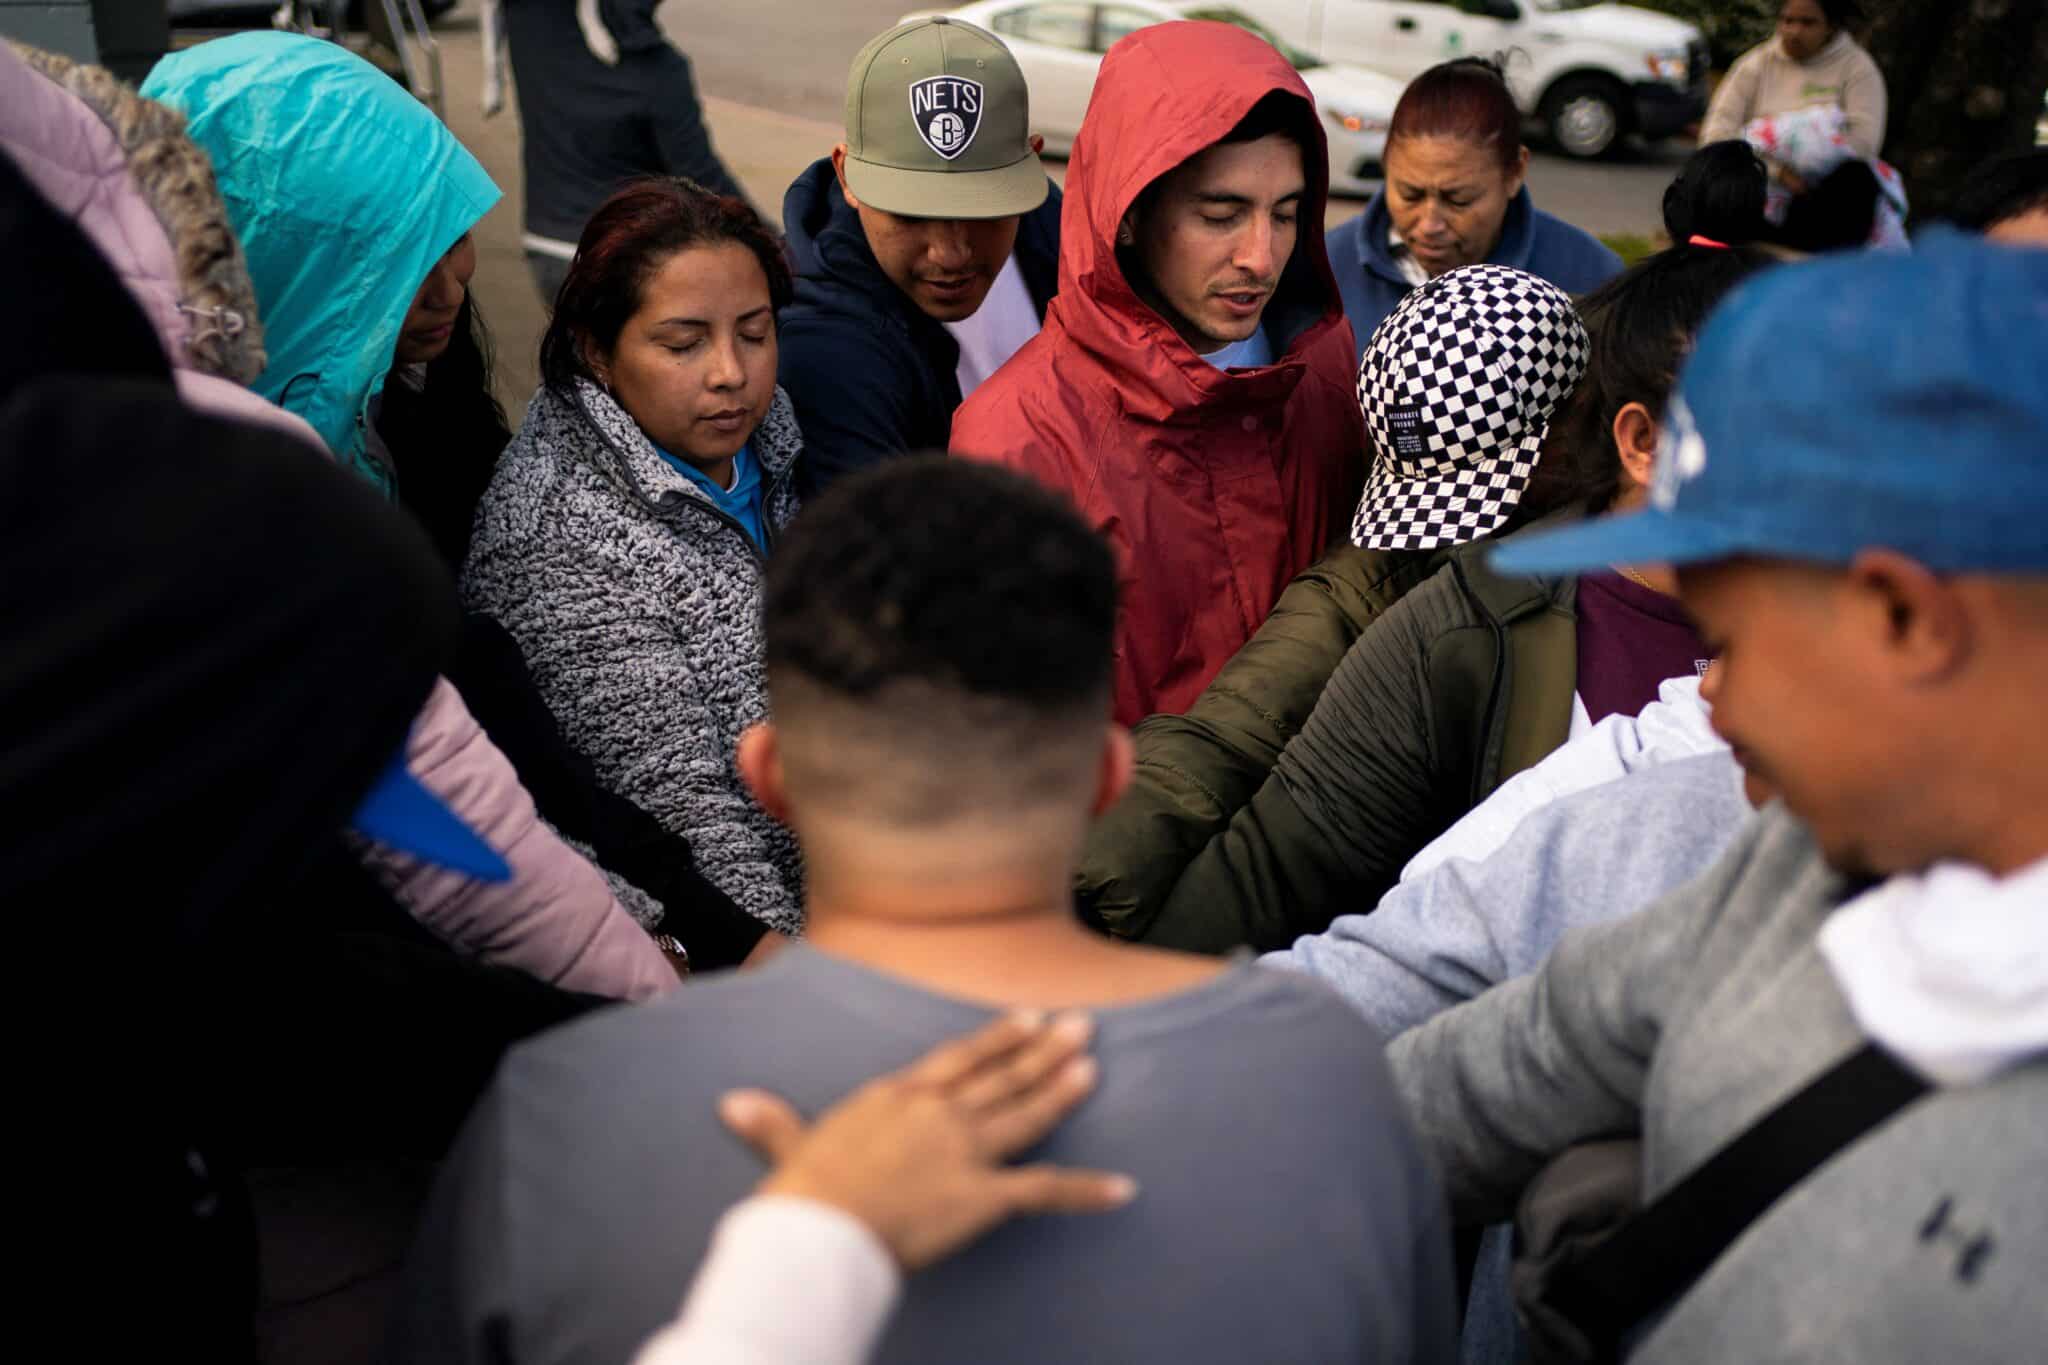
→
(1629, 0, 1779, 69)
(1598, 232, 1659, 266)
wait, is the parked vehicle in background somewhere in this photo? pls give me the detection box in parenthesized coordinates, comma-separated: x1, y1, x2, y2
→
(915, 1, 1407, 194)
(167, 0, 457, 24)
(1228, 0, 1706, 158)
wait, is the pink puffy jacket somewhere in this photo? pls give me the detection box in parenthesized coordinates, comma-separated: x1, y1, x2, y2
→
(1, 41, 676, 1000)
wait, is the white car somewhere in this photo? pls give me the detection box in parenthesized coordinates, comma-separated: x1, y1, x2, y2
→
(1229, 0, 1707, 159)
(912, 0, 1409, 196)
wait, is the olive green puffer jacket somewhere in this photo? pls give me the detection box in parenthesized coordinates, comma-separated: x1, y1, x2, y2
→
(1078, 518, 1580, 953)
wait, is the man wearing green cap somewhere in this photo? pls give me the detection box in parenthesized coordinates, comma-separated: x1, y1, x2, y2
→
(1388, 235, 2048, 1361)
(780, 17, 1062, 496)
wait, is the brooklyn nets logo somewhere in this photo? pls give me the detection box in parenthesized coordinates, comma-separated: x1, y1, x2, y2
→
(909, 75, 983, 160)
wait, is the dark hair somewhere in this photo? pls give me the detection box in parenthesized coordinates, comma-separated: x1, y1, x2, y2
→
(763, 457, 1117, 715)
(379, 291, 511, 570)
(1947, 149, 2048, 232)
(539, 177, 792, 393)
(1663, 141, 1770, 245)
(1793, 0, 1865, 30)
(1776, 159, 1881, 251)
(1547, 243, 1776, 514)
(1129, 90, 1317, 226)
(1387, 56, 1523, 171)
(1219, 89, 1316, 156)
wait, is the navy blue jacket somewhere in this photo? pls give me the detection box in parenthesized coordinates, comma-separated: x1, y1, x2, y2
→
(777, 157, 1061, 498)
(504, 0, 749, 241)
(1326, 187, 1622, 368)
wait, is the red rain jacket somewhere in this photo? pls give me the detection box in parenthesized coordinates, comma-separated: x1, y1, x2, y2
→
(952, 21, 1365, 726)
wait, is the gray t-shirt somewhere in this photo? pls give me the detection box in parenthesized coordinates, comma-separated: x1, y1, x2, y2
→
(397, 947, 1457, 1364)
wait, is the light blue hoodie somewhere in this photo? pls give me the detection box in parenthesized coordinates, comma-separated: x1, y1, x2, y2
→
(143, 33, 500, 489)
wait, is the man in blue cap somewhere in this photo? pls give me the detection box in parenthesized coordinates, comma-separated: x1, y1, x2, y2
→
(1387, 235, 2048, 1361)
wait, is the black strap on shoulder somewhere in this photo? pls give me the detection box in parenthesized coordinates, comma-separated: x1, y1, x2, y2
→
(1550, 1043, 1929, 1351)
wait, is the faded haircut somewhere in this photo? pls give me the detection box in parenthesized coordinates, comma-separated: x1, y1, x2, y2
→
(761, 456, 1118, 824)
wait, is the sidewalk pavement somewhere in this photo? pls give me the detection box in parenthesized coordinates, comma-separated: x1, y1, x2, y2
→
(435, 16, 845, 412)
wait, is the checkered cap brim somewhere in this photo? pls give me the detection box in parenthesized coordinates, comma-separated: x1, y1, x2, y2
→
(1351, 265, 1590, 552)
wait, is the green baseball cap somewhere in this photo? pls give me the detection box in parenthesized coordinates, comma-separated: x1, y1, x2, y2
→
(842, 17, 1047, 220)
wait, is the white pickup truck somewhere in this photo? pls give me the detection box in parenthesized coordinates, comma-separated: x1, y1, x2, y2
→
(1228, 0, 1708, 158)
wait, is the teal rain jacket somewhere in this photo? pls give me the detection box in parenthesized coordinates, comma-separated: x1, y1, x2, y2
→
(144, 33, 500, 489)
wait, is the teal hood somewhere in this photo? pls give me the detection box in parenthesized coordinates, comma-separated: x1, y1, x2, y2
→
(143, 33, 499, 488)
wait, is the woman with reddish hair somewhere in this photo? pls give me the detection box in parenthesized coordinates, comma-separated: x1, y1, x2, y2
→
(1325, 57, 1622, 367)
(464, 177, 809, 935)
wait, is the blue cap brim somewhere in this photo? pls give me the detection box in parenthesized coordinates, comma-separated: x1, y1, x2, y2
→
(1488, 506, 1745, 577)
(351, 753, 514, 883)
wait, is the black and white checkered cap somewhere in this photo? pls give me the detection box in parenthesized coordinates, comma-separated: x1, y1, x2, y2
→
(1351, 264, 1590, 552)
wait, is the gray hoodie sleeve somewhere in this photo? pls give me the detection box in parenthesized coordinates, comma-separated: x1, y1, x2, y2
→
(1264, 753, 1752, 1045)
(1386, 807, 1782, 1225)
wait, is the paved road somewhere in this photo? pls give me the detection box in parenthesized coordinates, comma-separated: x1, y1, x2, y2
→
(176, 1, 1689, 408)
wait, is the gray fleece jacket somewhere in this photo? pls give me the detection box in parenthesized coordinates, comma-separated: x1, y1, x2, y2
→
(1390, 806, 2047, 1362)
(463, 381, 805, 933)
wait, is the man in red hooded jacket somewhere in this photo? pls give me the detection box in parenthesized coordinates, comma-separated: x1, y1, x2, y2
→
(951, 20, 1366, 726)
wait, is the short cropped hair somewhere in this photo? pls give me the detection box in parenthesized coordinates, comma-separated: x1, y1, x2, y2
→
(762, 457, 1118, 822)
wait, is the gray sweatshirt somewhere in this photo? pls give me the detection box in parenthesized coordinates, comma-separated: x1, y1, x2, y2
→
(396, 949, 1457, 1364)
(1263, 751, 1749, 1043)
(1390, 806, 2047, 1363)
(1266, 751, 1750, 1365)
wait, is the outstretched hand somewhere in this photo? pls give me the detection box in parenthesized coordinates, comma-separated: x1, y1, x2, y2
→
(718, 1011, 1135, 1270)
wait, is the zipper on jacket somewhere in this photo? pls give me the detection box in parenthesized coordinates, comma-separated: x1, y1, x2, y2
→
(575, 386, 790, 569)
(660, 455, 796, 567)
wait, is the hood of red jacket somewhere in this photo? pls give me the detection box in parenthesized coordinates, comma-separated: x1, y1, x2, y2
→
(1050, 21, 1347, 423)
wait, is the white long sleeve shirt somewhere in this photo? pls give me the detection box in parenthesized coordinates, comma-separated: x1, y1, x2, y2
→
(632, 1197, 901, 1365)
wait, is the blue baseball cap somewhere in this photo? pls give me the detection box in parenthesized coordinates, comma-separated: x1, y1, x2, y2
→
(1491, 232, 2048, 579)
(351, 750, 513, 883)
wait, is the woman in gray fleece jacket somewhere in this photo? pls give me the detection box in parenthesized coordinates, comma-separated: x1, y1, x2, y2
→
(465, 179, 804, 933)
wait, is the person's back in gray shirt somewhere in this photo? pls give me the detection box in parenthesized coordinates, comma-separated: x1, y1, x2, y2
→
(396, 946, 1457, 1364)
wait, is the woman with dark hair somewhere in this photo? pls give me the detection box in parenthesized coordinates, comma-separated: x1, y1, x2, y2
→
(1080, 241, 1778, 953)
(1325, 56, 1621, 366)
(1701, 0, 1888, 161)
(1663, 140, 1772, 246)
(465, 177, 808, 934)
(379, 266, 511, 569)
(145, 35, 771, 975)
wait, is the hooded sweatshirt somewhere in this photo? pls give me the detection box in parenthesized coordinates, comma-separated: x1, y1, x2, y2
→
(779, 157, 1061, 497)
(1325, 186, 1621, 370)
(951, 21, 1366, 727)
(7, 38, 675, 1000)
(142, 32, 500, 489)
(1701, 29, 1889, 162)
